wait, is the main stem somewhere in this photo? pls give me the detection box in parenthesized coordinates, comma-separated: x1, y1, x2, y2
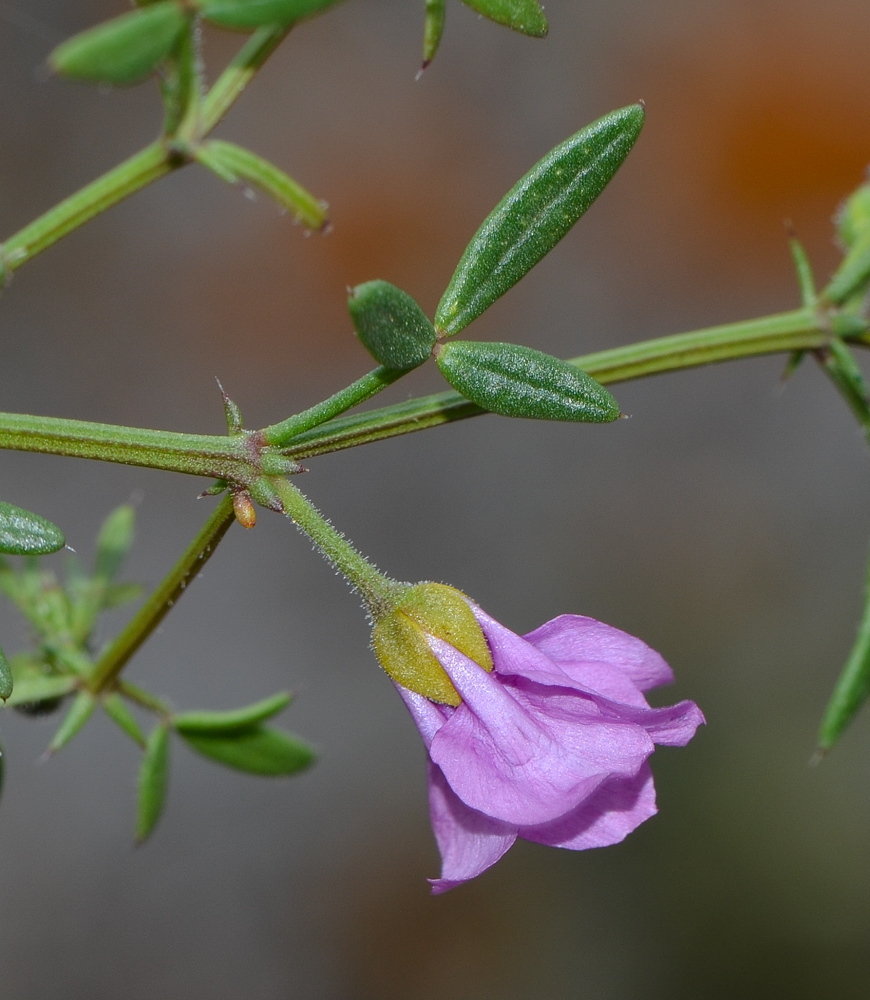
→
(89, 496, 236, 693)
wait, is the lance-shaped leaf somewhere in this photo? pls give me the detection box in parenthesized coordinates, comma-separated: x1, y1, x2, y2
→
(103, 693, 147, 748)
(48, 691, 96, 754)
(423, 0, 447, 67)
(435, 105, 645, 336)
(459, 0, 547, 37)
(436, 341, 620, 422)
(174, 692, 292, 734)
(95, 504, 136, 581)
(5, 673, 76, 711)
(0, 502, 64, 555)
(179, 725, 315, 776)
(818, 544, 870, 751)
(137, 724, 170, 842)
(199, 0, 344, 32)
(49, 3, 188, 86)
(196, 140, 328, 231)
(348, 281, 436, 371)
(0, 645, 12, 702)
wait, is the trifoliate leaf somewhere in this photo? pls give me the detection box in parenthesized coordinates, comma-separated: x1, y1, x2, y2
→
(459, 0, 547, 37)
(348, 281, 436, 371)
(49, 3, 188, 86)
(435, 105, 645, 335)
(0, 502, 64, 555)
(137, 724, 170, 842)
(436, 341, 620, 422)
(179, 725, 315, 776)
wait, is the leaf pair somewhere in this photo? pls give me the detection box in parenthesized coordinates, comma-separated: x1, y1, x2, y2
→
(137, 692, 315, 840)
(349, 106, 644, 423)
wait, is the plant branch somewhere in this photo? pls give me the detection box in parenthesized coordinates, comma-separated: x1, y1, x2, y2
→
(263, 366, 404, 446)
(89, 496, 236, 693)
(1, 143, 174, 274)
(1, 27, 291, 279)
(0, 411, 261, 481)
(279, 306, 840, 459)
(202, 26, 292, 133)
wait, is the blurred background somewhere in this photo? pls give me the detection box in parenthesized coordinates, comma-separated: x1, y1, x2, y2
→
(1, 0, 869, 996)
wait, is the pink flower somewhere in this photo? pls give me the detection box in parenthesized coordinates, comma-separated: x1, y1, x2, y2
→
(396, 605, 704, 893)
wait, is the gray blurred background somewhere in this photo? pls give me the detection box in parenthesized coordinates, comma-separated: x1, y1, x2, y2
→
(1, 0, 869, 996)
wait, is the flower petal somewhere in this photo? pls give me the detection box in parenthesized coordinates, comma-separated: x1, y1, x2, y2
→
(595, 698, 706, 747)
(396, 683, 453, 750)
(522, 614, 674, 693)
(426, 761, 517, 895)
(521, 763, 657, 850)
(428, 638, 655, 826)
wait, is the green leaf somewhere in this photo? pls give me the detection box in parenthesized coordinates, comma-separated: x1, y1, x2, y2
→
(48, 691, 96, 753)
(179, 725, 315, 776)
(435, 105, 645, 336)
(137, 725, 170, 842)
(818, 542, 870, 751)
(103, 693, 147, 748)
(459, 0, 547, 37)
(196, 140, 328, 231)
(348, 281, 437, 371)
(5, 673, 76, 709)
(95, 504, 136, 581)
(49, 3, 188, 86)
(102, 582, 146, 609)
(199, 0, 343, 32)
(0, 645, 12, 702)
(436, 340, 620, 422)
(423, 0, 447, 67)
(0, 502, 65, 556)
(174, 691, 293, 734)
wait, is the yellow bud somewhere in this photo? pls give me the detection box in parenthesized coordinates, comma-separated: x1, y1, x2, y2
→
(372, 583, 493, 705)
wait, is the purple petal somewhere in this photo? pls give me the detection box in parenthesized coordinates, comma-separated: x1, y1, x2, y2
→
(521, 763, 657, 850)
(395, 683, 454, 750)
(426, 761, 517, 895)
(521, 614, 674, 693)
(595, 698, 706, 747)
(428, 639, 655, 826)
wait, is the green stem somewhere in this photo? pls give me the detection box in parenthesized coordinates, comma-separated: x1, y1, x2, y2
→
(1, 27, 290, 278)
(279, 307, 835, 459)
(1, 143, 174, 273)
(0, 411, 257, 480)
(263, 366, 404, 446)
(202, 26, 291, 133)
(270, 477, 402, 615)
(89, 496, 236, 693)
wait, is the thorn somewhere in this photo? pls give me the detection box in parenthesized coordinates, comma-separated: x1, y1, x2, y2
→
(808, 748, 826, 767)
